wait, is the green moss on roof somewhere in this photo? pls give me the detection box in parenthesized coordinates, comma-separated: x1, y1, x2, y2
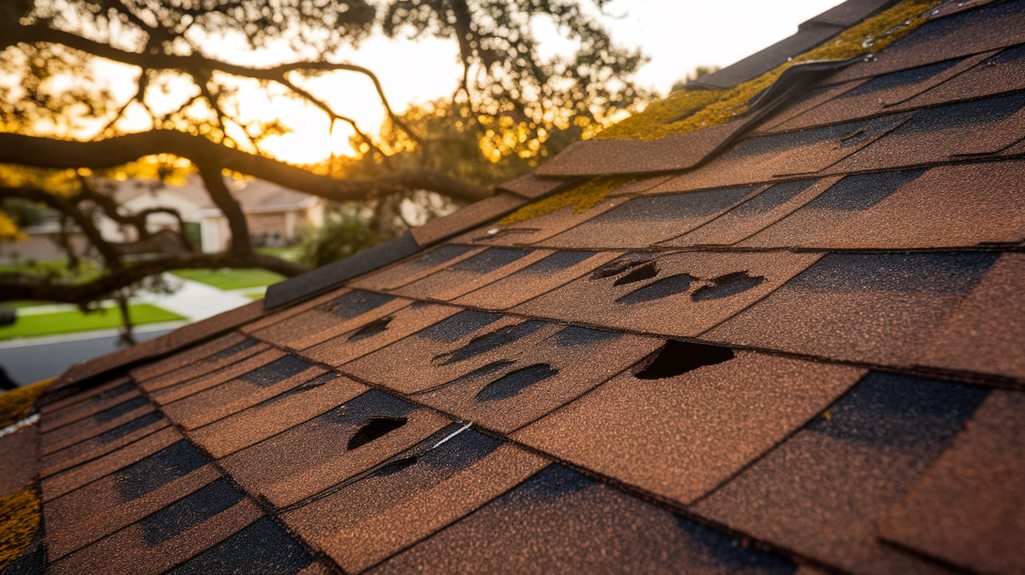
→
(498, 175, 636, 226)
(596, 0, 943, 142)
(0, 488, 40, 571)
(0, 379, 51, 429)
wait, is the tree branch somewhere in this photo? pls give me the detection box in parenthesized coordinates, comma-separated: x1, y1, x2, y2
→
(9, 23, 423, 144)
(0, 131, 492, 203)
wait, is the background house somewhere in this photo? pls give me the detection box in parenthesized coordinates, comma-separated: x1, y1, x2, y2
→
(106, 176, 324, 253)
(0, 176, 323, 262)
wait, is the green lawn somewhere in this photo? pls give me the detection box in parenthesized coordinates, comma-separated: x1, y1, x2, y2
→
(172, 268, 285, 290)
(0, 304, 185, 340)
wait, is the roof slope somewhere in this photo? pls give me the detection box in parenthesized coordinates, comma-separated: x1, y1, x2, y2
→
(5, 0, 1025, 573)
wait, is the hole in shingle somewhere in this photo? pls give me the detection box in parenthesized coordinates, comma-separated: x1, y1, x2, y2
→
(348, 316, 393, 341)
(347, 417, 408, 450)
(475, 364, 559, 402)
(635, 340, 735, 379)
(432, 320, 546, 366)
(372, 456, 419, 477)
(612, 261, 659, 286)
(590, 257, 652, 280)
(615, 273, 697, 304)
(691, 271, 765, 301)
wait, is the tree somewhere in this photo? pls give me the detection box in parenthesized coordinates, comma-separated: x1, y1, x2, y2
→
(0, 0, 648, 310)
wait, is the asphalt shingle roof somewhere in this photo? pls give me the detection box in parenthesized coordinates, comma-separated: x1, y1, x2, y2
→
(4, 1, 1025, 573)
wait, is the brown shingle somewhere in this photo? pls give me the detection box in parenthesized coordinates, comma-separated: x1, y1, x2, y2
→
(496, 173, 573, 198)
(915, 253, 1025, 380)
(48, 495, 261, 575)
(454, 251, 617, 309)
(813, 160, 1025, 249)
(248, 290, 406, 350)
(902, 43, 1025, 109)
(392, 247, 547, 301)
(0, 428, 37, 495)
(415, 327, 663, 433)
(661, 177, 840, 247)
(370, 464, 797, 574)
(693, 372, 988, 574)
(828, 90, 1025, 173)
(40, 426, 182, 502)
(515, 250, 821, 338)
(188, 372, 366, 458)
(769, 53, 990, 132)
(535, 121, 743, 176)
(409, 192, 525, 246)
(44, 463, 221, 559)
(738, 169, 926, 248)
(516, 351, 863, 504)
(40, 412, 168, 478)
(39, 378, 138, 432)
(162, 355, 325, 430)
(343, 312, 558, 394)
(135, 337, 267, 393)
(283, 428, 546, 573)
(40, 376, 134, 414)
(825, 0, 1025, 84)
(41, 395, 154, 454)
(536, 185, 760, 249)
(706, 252, 999, 367)
(220, 389, 450, 507)
(130, 332, 254, 384)
(646, 112, 912, 192)
(301, 302, 462, 367)
(450, 193, 635, 246)
(150, 348, 285, 405)
(347, 245, 482, 291)
(876, 390, 1025, 574)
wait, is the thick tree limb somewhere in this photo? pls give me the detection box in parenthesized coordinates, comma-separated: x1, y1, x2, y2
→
(196, 161, 252, 259)
(0, 131, 492, 203)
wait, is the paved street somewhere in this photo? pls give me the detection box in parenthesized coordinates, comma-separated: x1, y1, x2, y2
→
(0, 326, 175, 386)
(0, 274, 261, 386)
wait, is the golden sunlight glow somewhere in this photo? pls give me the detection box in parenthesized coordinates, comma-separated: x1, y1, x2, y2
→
(40, 2, 844, 165)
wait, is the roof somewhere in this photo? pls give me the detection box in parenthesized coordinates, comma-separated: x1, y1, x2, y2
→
(4, 0, 1025, 573)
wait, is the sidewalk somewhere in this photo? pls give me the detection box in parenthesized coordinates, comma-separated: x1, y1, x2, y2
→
(134, 273, 254, 321)
(9, 274, 255, 323)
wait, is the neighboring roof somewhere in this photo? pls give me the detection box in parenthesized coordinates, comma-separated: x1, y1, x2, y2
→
(5, 0, 1025, 573)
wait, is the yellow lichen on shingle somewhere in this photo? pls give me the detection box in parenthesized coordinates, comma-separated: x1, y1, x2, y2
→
(0, 379, 52, 429)
(498, 175, 637, 226)
(595, 0, 943, 142)
(0, 488, 40, 571)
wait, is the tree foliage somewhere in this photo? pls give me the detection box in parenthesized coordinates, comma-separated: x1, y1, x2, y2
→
(0, 0, 648, 323)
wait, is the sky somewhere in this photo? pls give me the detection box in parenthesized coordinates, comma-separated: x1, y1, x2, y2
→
(104, 0, 845, 163)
